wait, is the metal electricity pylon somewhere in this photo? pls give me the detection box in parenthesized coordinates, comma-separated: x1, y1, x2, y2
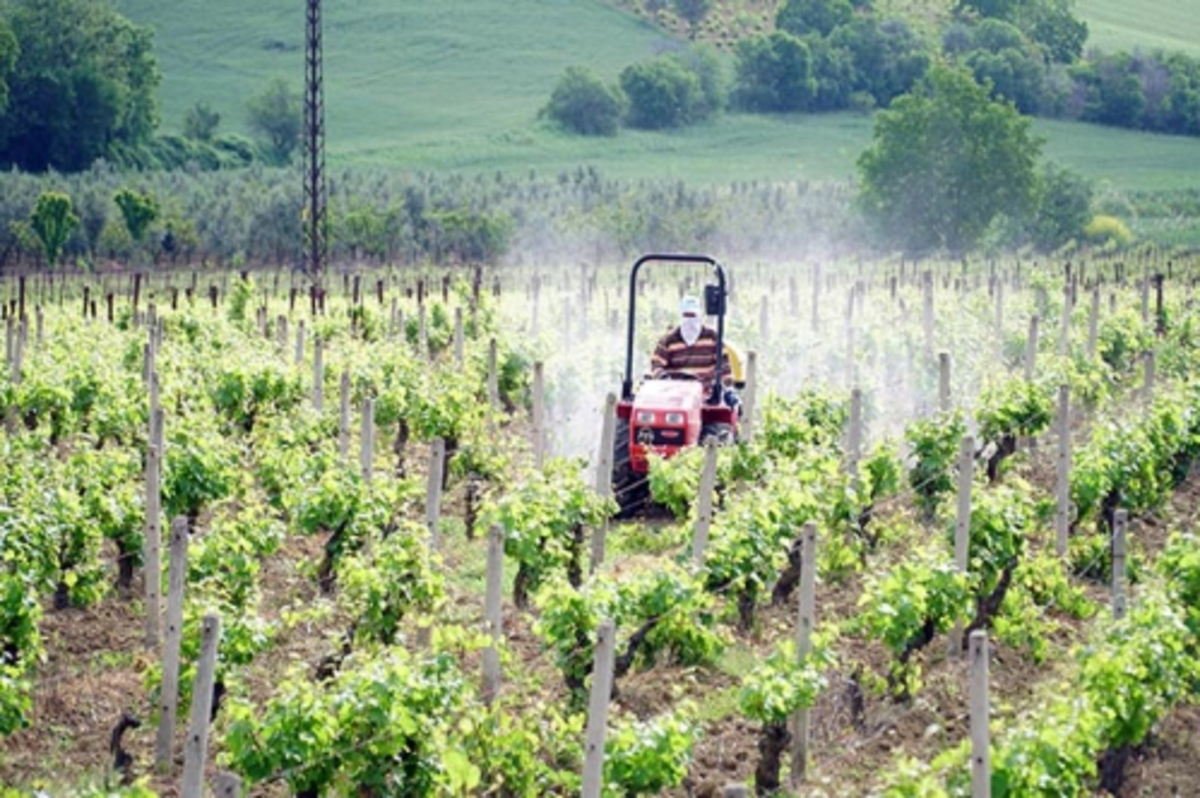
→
(303, 0, 327, 309)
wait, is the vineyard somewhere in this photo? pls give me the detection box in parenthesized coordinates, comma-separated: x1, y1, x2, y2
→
(0, 253, 1199, 796)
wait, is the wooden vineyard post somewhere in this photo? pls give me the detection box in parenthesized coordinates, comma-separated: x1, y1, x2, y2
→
(1140, 277, 1150, 325)
(950, 435, 975, 657)
(294, 320, 305, 366)
(144, 407, 164, 648)
(1154, 273, 1166, 336)
(361, 397, 374, 483)
(144, 337, 156, 386)
(418, 302, 428, 358)
(532, 361, 546, 470)
(181, 614, 221, 798)
(847, 387, 863, 491)
(276, 315, 288, 353)
(844, 317, 856, 389)
(592, 393, 616, 573)
(581, 618, 617, 798)
(339, 370, 351, 461)
(923, 271, 935, 360)
(1024, 315, 1039, 381)
(790, 521, 818, 786)
(1143, 350, 1156, 405)
(312, 337, 324, 412)
(692, 439, 719, 565)
(1055, 385, 1071, 557)
(759, 295, 769, 345)
(487, 338, 500, 409)
(1112, 509, 1128, 619)
(531, 276, 540, 338)
(740, 351, 758, 442)
(482, 524, 504, 704)
(969, 630, 992, 798)
(415, 440, 445, 651)
(10, 318, 22, 386)
(1087, 288, 1100, 359)
(454, 306, 464, 368)
(426, 438, 445, 548)
(1059, 285, 1072, 355)
(17, 313, 26, 364)
(938, 352, 951, 412)
(155, 517, 190, 771)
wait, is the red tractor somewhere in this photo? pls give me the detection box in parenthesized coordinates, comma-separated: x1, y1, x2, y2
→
(612, 254, 742, 517)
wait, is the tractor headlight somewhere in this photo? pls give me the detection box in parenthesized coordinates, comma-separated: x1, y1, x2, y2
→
(635, 411, 656, 424)
(664, 412, 685, 425)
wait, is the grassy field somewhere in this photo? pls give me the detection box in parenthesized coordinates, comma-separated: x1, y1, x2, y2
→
(115, 0, 1200, 196)
(1075, 0, 1200, 56)
(116, 0, 672, 155)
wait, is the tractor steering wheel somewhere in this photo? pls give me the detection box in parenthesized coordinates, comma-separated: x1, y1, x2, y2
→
(655, 371, 702, 382)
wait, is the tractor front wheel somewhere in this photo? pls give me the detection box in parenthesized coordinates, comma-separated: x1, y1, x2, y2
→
(612, 417, 647, 518)
(700, 422, 735, 446)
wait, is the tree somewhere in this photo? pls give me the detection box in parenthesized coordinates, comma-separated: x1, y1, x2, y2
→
(620, 56, 702, 129)
(830, 17, 930, 107)
(1072, 52, 1146, 128)
(1027, 163, 1092, 251)
(1025, 0, 1087, 63)
(676, 45, 726, 120)
(541, 67, 625, 136)
(971, 18, 1027, 52)
(183, 101, 221, 142)
(806, 35, 857, 110)
(958, 0, 1088, 64)
(672, 0, 713, 40)
(965, 46, 1045, 113)
(246, 78, 302, 164)
(0, 19, 16, 113)
(0, 0, 160, 172)
(113, 188, 159, 246)
(30, 192, 78, 269)
(732, 32, 817, 112)
(776, 0, 854, 38)
(857, 64, 1041, 255)
(955, 0, 1025, 19)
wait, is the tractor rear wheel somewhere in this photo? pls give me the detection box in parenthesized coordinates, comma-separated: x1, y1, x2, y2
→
(612, 417, 647, 518)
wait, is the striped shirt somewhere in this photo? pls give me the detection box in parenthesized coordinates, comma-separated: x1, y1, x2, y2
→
(651, 325, 730, 390)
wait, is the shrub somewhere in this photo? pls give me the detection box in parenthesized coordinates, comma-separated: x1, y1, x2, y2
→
(541, 67, 625, 136)
(732, 31, 817, 112)
(620, 56, 703, 129)
(1085, 214, 1134, 247)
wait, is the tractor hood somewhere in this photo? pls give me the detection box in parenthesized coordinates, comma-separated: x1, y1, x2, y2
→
(633, 380, 705, 411)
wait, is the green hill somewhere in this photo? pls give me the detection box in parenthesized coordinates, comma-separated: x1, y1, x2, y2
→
(115, 0, 673, 162)
(115, 0, 1200, 196)
(1075, 0, 1200, 56)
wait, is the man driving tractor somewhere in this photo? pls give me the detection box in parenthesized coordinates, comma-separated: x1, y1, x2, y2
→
(651, 295, 738, 409)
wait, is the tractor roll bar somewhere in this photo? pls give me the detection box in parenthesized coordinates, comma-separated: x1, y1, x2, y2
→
(621, 253, 728, 406)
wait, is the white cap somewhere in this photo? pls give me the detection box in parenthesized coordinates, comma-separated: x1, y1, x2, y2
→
(679, 295, 701, 316)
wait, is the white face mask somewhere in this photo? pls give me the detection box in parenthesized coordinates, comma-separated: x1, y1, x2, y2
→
(681, 317, 702, 345)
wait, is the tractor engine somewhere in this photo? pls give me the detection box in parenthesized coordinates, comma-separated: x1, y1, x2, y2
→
(624, 380, 704, 472)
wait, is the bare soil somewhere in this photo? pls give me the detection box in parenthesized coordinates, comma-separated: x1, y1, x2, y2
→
(2, 456, 1199, 796)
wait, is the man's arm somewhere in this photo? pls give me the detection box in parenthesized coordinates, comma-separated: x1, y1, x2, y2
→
(651, 331, 673, 376)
